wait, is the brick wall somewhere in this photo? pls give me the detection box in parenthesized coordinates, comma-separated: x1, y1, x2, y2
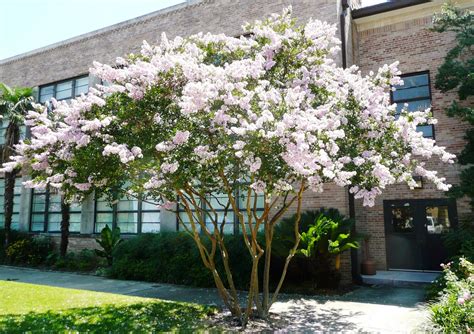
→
(0, 0, 341, 88)
(353, 12, 472, 270)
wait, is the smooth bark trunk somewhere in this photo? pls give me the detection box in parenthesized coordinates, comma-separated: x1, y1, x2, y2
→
(2, 122, 20, 249)
(60, 198, 70, 258)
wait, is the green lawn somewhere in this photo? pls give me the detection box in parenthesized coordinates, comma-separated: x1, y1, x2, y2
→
(0, 281, 216, 333)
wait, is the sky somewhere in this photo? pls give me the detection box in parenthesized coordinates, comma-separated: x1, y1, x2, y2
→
(0, 0, 387, 61)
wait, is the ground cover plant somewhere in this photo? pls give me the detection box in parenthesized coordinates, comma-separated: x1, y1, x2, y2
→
(7, 7, 456, 326)
(0, 280, 215, 333)
(429, 258, 473, 333)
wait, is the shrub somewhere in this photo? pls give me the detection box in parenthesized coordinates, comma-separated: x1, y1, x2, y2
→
(95, 225, 124, 266)
(111, 232, 258, 289)
(5, 236, 55, 266)
(111, 233, 218, 287)
(272, 209, 357, 288)
(442, 221, 474, 261)
(0, 229, 30, 263)
(53, 249, 105, 272)
(427, 221, 474, 299)
(430, 257, 474, 333)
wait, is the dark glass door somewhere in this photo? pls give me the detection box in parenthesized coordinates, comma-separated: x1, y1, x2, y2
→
(384, 199, 457, 271)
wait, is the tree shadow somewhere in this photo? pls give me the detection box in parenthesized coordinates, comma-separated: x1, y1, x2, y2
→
(267, 298, 363, 332)
(0, 301, 214, 333)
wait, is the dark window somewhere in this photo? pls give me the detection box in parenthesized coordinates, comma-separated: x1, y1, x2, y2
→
(39, 76, 89, 103)
(0, 178, 22, 230)
(391, 72, 434, 138)
(177, 190, 265, 234)
(94, 195, 160, 234)
(30, 188, 81, 233)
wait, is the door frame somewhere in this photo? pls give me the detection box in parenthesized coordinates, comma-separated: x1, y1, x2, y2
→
(383, 198, 458, 272)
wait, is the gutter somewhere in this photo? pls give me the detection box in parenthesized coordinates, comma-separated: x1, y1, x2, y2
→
(341, 0, 363, 285)
(352, 0, 431, 19)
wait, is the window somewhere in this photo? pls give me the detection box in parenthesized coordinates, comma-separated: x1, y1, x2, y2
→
(391, 72, 433, 138)
(0, 117, 27, 146)
(0, 178, 22, 230)
(94, 195, 160, 234)
(30, 188, 82, 233)
(39, 76, 89, 103)
(177, 189, 265, 234)
(0, 119, 8, 146)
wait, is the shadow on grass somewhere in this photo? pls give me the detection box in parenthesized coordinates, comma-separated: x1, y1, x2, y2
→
(0, 301, 215, 333)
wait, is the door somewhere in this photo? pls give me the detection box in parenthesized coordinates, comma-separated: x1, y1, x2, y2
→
(384, 199, 457, 271)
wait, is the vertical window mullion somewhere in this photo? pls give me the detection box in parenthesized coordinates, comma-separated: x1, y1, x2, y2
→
(44, 188, 50, 233)
(137, 198, 143, 234)
(234, 189, 240, 235)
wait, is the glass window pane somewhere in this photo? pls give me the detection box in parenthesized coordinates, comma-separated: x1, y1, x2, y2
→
(117, 198, 138, 211)
(141, 211, 159, 223)
(391, 205, 414, 233)
(32, 194, 46, 212)
(392, 86, 430, 101)
(401, 74, 429, 88)
(40, 85, 54, 95)
(31, 214, 45, 232)
(117, 212, 138, 223)
(70, 201, 82, 212)
(55, 81, 73, 100)
(142, 223, 160, 233)
(12, 201, 20, 213)
(239, 193, 265, 210)
(0, 213, 4, 227)
(95, 223, 108, 233)
(70, 222, 81, 233)
(39, 94, 53, 103)
(48, 193, 62, 212)
(70, 213, 82, 223)
(207, 193, 229, 210)
(96, 212, 113, 223)
(141, 200, 160, 211)
(11, 213, 19, 230)
(417, 125, 433, 138)
(117, 212, 137, 234)
(96, 198, 113, 211)
(426, 206, 450, 234)
(75, 77, 89, 96)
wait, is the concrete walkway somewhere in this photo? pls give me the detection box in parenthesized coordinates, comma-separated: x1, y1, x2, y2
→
(0, 265, 433, 333)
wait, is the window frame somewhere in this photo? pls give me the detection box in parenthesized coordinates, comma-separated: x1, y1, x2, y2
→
(93, 195, 160, 235)
(390, 70, 435, 139)
(29, 187, 82, 234)
(176, 189, 265, 235)
(39, 75, 89, 103)
(0, 178, 22, 230)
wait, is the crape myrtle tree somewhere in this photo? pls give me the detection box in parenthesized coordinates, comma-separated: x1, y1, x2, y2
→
(4, 8, 456, 324)
(431, 3, 474, 208)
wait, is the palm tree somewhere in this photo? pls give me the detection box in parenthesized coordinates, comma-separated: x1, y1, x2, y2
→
(0, 83, 34, 248)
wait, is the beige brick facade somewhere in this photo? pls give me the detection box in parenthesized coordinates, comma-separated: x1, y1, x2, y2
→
(352, 0, 473, 270)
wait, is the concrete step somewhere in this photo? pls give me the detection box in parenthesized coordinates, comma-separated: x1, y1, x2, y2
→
(362, 270, 440, 287)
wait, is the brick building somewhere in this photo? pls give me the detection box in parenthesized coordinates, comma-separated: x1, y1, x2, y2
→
(0, 0, 472, 282)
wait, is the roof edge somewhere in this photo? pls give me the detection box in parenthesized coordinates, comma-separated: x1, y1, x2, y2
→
(352, 0, 432, 19)
(0, 0, 206, 66)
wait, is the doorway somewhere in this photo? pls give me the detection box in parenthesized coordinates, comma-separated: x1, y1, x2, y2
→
(384, 199, 457, 271)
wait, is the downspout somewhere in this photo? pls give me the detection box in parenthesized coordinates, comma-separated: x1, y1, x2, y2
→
(340, 0, 363, 285)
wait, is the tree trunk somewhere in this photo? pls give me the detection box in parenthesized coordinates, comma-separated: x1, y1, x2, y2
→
(2, 122, 20, 250)
(3, 172, 16, 249)
(60, 197, 70, 258)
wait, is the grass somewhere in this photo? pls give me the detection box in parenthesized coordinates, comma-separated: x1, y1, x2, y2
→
(0, 280, 216, 333)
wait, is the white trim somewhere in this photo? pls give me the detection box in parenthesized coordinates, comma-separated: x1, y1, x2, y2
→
(353, 0, 474, 32)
